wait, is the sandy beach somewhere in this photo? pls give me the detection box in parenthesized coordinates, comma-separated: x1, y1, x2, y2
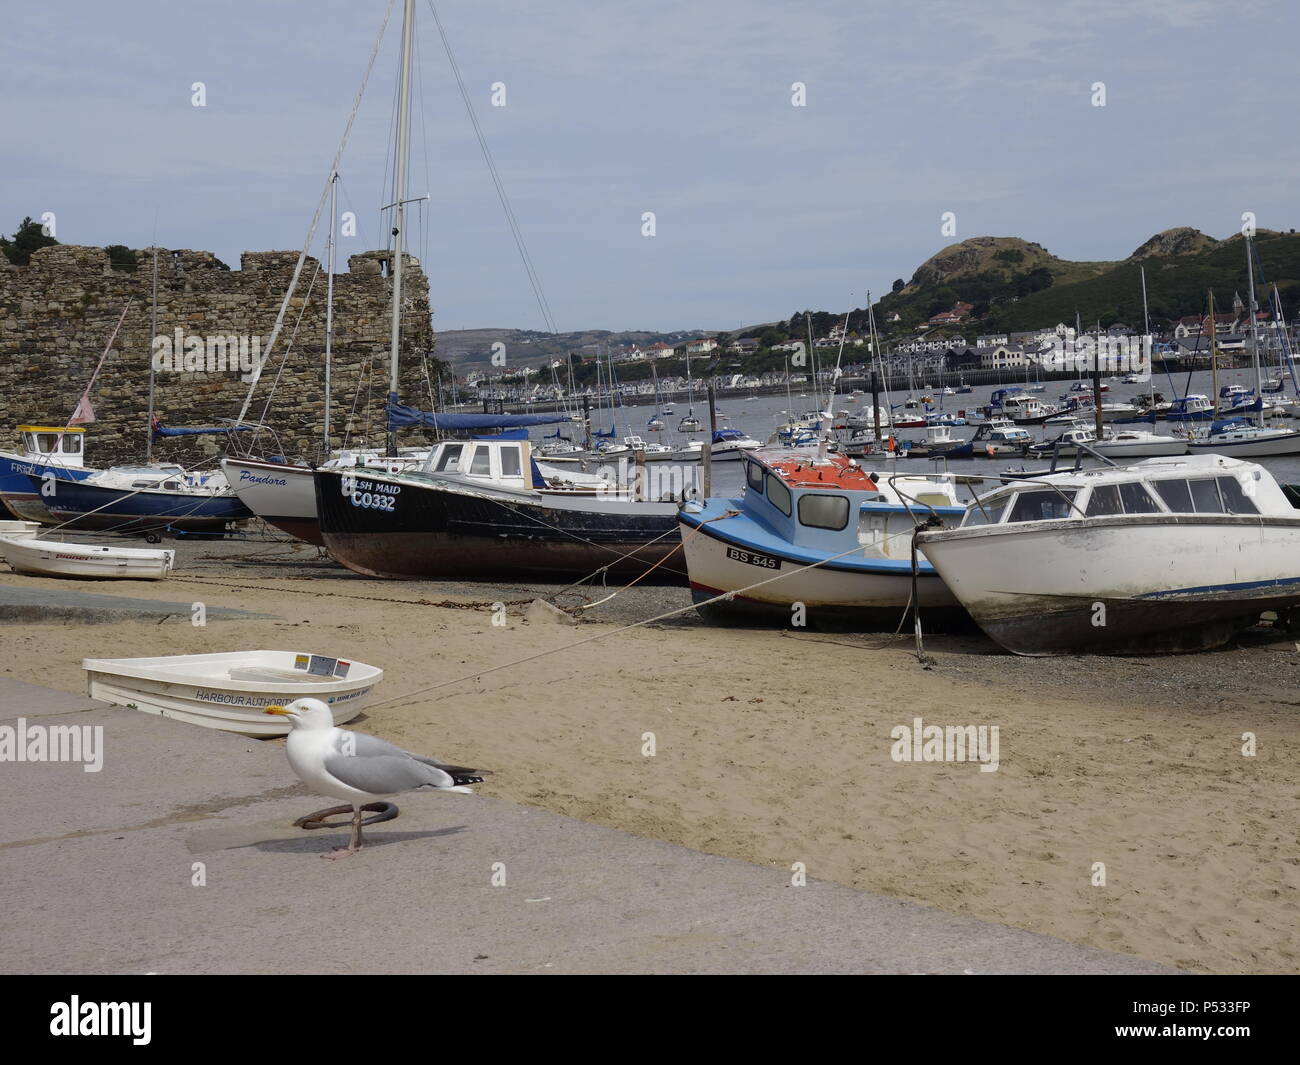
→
(2, 535, 1297, 974)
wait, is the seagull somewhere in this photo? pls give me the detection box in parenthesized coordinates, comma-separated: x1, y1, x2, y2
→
(265, 698, 487, 860)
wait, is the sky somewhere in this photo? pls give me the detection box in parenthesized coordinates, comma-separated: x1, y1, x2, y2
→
(4, 0, 1298, 334)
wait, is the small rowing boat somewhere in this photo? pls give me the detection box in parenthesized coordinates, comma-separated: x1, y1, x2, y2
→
(0, 535, 174, 579)
(83, 650, 383, 735)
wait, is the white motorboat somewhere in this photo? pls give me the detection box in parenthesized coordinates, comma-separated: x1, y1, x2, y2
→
(1046, 400, 1139, 425)
(918, 455, 1300, 655)
(83, 649, 382, 735)
(0, 520, 41, 535)
(0, 535, 173, 579)
(1094, 428, 1188, 458)
(979, 422, 1035, 455)
(674, 428, 762, 462)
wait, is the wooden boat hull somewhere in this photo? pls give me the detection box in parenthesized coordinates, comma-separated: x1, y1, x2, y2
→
(919, 514, 1300, 655)
(82, 649, 380, 736)
(314, 468, 685, 582)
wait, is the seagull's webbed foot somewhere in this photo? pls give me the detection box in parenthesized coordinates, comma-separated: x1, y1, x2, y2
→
(320, 805, 367, 860)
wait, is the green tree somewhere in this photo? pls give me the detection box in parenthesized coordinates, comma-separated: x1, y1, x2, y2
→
(105, 245, 138, 272)
(891, 278, 905, 293)
(0, 215, 59, 266)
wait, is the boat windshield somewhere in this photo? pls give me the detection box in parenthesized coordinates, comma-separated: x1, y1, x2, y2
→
(963, 496, 1008, 526)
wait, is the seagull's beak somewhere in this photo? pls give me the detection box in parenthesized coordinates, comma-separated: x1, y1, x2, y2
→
(265, 705, 292, 716)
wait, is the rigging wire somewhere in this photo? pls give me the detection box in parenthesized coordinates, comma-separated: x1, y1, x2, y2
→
(425, 0, 559, 335)
(235, 0, 397, 428)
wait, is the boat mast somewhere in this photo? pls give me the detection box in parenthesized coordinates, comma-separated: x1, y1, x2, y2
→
(146, 246, 158, 463)
(1140, 264, 1155, 411)
(1245, 233, 1263, 428)
(324, 170, 338, 456)
(386, 0, 416, 456)
(1208, 291, 1219, 418)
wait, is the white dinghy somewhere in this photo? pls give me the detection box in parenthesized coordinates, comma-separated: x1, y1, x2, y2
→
(83, 650, 383, 735)
(0, 535, 174, 579)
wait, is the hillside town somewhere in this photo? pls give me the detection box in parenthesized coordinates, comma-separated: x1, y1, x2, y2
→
(456, 292, 1299, 407)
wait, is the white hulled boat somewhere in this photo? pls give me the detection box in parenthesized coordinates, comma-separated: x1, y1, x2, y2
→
(918, 455, 1300, 654)
(0, 535, 174, 579)
(83, 650, 381, 735)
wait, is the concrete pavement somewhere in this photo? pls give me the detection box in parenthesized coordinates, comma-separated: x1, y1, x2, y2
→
(0, 677, 1174, 974)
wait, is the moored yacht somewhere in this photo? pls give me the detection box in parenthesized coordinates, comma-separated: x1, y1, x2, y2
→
(1185, 418, 1300, 457)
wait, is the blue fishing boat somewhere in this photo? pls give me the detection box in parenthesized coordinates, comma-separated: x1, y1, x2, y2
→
(0, 426, 96, 523)
(678, 448, 971, 629)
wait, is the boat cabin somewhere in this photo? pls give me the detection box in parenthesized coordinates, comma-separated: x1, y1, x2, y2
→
(741, 450, 964, 560)
(16, 425, 86, 466)
(420, 438, 541, 490)
(962, 455, 1288, 528)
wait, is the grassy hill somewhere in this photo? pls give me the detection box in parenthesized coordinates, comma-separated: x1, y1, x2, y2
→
(977, 230, 1300, 332)
(874, 229, 1300, 337)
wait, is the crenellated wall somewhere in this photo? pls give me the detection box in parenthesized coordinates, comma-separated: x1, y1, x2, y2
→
(0, 244, 437, 467)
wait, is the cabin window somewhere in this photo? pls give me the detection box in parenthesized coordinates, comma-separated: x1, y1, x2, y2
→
(1188, 478, 1225, 513)
(64, 435, 82, 454)
(765, 472, 792, 516)
(36, 434, 56, 454)
(1085, 485, 1124, 517)
(1006, 489, 1077, 523)
(434, 444, 463, 472)
(500, 447, 522, 478)
(1216, 476, 1258, 515)
(1118, 482, 1162, 514)
(798, 494, 849, 531)
(1153, 478, 1193, 513)
(469, 447, 492, 476)
(963, 497, 1007, 526)
(746, 461, 765, 493)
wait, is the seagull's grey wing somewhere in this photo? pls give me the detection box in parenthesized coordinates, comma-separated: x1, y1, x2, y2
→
(322, 752, 455, 794)
(345, 731, 489, 783)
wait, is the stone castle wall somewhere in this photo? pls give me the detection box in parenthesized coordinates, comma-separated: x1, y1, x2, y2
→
(0, 244, 436, 467)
